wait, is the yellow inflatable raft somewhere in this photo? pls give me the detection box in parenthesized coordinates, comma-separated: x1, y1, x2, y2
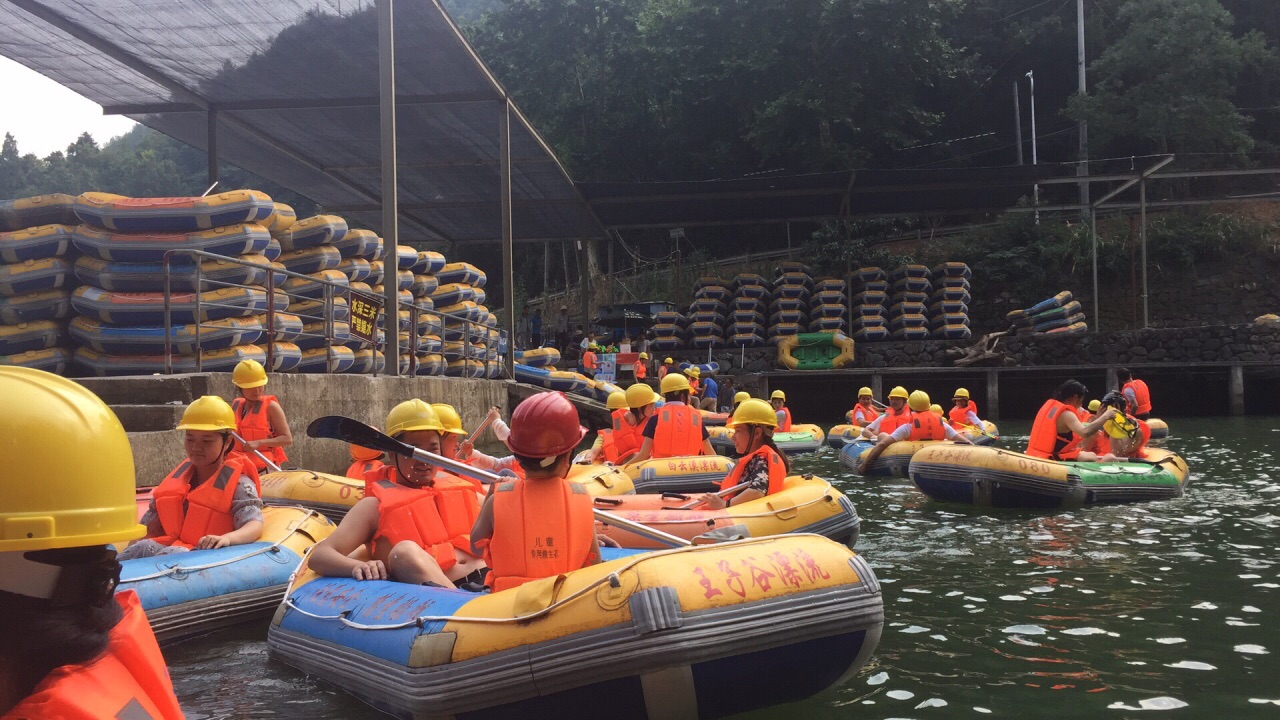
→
(593, 475, 860, 548)
(838, 421, 1000, 477)
(269, 534, 884, 719)
(624, 454, 736, 494)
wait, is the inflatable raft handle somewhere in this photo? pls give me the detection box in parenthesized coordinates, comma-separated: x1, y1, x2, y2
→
(306, 415, 693, 548)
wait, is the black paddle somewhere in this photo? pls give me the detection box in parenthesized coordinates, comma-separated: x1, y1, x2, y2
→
(306, 415, 692, 548)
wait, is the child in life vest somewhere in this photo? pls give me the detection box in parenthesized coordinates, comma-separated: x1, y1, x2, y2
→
(308, 400, 486, 587)
(858, 391, 974, 475)
(119, 396, 264, 560)
(230, 359, 291, 472)
(471, 393, 605, 592)
(0, 368, 184, 720)
(699, 399, 791, 509)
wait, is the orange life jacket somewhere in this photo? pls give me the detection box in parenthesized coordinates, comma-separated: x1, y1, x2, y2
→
(1084, 425, 1111, 455)
(717, 445, 787, 499)
(1026, 399, 1082, 461)
(651, 403, 705, 457)
(481, 477, 595, 593)
(775, 406, 792, 432)
(151, 455, 257, 548)
(634, 362, 647, 379)
(582, 351, 598, 370)
(658, 365, 669, 378)
(432, 472, 485, 554)
(852, 402, 880, 425)
(602, 409, 642, 463)
(879, 405, 911, 434)
(231, 395, 287, 470)
(364, 470, 457, 572)
(2, 591, 183, 720)
(948, 401, 979, 427)
(346, 459, 385, 481)
(908, 411, 948, 441)
(1123, 379, 1152, 415)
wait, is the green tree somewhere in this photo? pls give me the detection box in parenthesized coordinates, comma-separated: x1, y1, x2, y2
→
(1068, 0, 1275, 157)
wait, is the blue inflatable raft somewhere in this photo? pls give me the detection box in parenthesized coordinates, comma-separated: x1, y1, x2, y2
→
(0, 288, 70, 325)
(74, 344, 267, 376)
(0, 257, 70, 296)
(0, 223, 73, 262)
(74, 191, 273, 233)
(73, 253, 272, 293)
(73, 223, 271, 262)
(71, 285, 286, 325)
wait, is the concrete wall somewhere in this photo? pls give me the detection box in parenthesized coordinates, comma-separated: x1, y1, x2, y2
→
(120, 374, 509, 487)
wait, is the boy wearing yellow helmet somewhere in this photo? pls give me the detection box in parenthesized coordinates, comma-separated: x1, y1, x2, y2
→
(857, 390, 973, 475)
(699, 400, 791, 509)
(627, 372, 715, 464)
(769, 390, 792, 431)
(0, 368, 184, 719)
(948, 388, 983, 429)
(230, 359, 292, 473)
(851, 387, 880, 426)
(120, 396, 265, 560)
(860, 386, 911, 439)
(309, 401, 486, 587)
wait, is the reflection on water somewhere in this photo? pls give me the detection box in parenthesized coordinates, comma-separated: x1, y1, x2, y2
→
(164, 417, 1280, 718)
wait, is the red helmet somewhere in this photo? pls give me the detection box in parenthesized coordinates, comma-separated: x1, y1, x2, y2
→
(506, 392, 585, 458)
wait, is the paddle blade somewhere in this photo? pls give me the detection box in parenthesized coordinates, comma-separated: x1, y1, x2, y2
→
(306, 416, 413, 458)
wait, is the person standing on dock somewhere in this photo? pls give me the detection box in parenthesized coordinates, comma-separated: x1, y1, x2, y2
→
(634, 352, 649, 382)
(308, 401, 486, 588)
(858, 391, 973, 474)
(516, 307, 529, 350)
(0, 368, 184, 720)
(1117, 369, 1153, 420)
(120, 396, 264, 560)
(580, 342, 599, 379)
(230, 359, 291, 474)
(851, 387, 880, 426)
(948, 388, 983, 429)
(530, 308, 544, 349)
(860, 386, 911, 439)
(627, 372, 715, 463)
(471, 393, 603, 592)
(555, 305, 570, 348)
(1026, 380, 1118, 462)
(697, 372, 719, 412)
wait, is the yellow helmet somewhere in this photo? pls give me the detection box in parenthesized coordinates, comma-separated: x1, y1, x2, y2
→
(430, 403, 468, 435)
(1088, 399, 1101, 413)
(684, 366, 700, 378)
(728, 399, 778, 428)
(953, 387, 970, 400)
(908, 390, 931, 413)
(858, 386, 873, 398)
(733, 391, 750, 404)
(606, 391, 628, 410)
(626, 383, 657, 409)
(888, 386, 909, 400)
(930, 404, 945, 416)
(0, 367, 146, 551)
(638, 352, 649, 360)
(386, 399, 444, 437)
(1104, 414, 1140, 440)
(663, 357, 674, 364)
(770, 390, 786, 401)
(177, 395, 237, 432)
(660, 372, 692, 395)
(232, 359, 268, 389)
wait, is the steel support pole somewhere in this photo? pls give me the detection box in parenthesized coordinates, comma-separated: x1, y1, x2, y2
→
(1027, 71, 1039, 223)
(1013, 82, 1024, 166)
(499, 100, 516, 376)
(577, 212, 592, 338)
(378, 0, 400, 375)
(606, 238, 614, 304)
(1140, 178, 1149, 328)
(1091, 208, 1100, 331)
(206, 108, 219, 187)
(543, 240, 550, 298)
(1076, 0, 1089, 213)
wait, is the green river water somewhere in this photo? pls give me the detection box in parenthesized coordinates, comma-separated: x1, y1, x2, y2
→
(165, 417, 1280, 718)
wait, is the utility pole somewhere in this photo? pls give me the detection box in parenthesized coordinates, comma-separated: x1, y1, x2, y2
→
(1026, 70, 1039, 223)
(1077, 0, 1090, 215)
(1013, 82, 1024, 165)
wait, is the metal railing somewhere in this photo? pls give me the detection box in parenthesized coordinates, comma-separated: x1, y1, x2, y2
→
(160, 249, 508, 379)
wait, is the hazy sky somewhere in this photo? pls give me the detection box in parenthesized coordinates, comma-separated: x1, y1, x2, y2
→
(1, 55, 136, 158)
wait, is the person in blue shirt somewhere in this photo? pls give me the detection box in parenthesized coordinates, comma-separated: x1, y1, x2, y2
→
(698, 374, 719, 411)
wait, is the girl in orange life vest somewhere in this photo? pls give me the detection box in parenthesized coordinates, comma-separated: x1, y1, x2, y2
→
(119, 396, 264, 561)
(309, 401, 487, 587)
(230, 359, 292, 472)
(1025, 380, 1119, 462)
(948, 388, 983, 428)
(626, 371, 716, 464)
(470, 392, 606, 592)
(0, 368, 183, 720)
(582, 391, 632, 464)
(860, 386, 912, 439)
(858, 391, 974, 474)
(346, 443, 385, 480)
(769, 390, 792, 431)
(851, 387, 880, 426)
(1117, 368, 1153, 420)
(634, 351, 649, 380)
(699, 399, 791, 509)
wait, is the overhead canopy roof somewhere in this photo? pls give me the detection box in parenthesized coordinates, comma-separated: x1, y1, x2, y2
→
(578, 165, 1084, 229)
(0, 0, 606, 244)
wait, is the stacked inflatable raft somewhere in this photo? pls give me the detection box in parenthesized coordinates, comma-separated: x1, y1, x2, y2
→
(929, 262, 972, 340)
(651, 309, 686, 351)
(688, 277, 730, 349)
(270, 534, 884, 719)
(729, 272, 770, 347)
(769, 261, 813, 345)
(1007, 290, 1088, 336)
(0, 194, 78, 373)
(850, 266, 890, 342)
